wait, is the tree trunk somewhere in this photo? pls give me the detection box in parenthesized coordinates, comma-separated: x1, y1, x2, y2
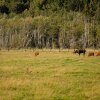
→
(84, 16, 90, 48)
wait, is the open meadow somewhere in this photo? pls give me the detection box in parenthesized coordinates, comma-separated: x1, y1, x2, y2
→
(0, 49, 100, 100)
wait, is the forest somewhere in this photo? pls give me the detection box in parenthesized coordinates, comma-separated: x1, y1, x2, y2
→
(0, 0, 100, 50)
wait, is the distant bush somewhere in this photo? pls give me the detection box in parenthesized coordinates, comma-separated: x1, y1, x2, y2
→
(0, 5, 10, 14)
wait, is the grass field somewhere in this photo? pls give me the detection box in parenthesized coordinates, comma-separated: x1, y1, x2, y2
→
(0, 49, 100, 100)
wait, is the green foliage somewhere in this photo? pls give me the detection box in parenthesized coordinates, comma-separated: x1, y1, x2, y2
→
(0, 0, 30, 14)
(0, 0, 100, 49)
(0, 0, 99, 18)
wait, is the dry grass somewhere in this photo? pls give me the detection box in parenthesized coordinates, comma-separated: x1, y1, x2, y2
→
(0, 49, 100, 100)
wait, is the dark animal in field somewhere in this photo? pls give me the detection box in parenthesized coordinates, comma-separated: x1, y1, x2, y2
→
(35, 52, 39, 56)
(88, 52, 94, 56)
(96, 52, 100, 56)
(73, 49, 86, 56)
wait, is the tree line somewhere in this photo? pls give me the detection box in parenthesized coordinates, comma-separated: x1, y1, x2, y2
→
(0, 0, 100, 50)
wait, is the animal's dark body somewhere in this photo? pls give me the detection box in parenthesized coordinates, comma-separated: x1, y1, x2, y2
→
(74, 49, 86, 56)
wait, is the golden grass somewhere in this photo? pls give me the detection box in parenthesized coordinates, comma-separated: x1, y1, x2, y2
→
(0, 49, 100, 100)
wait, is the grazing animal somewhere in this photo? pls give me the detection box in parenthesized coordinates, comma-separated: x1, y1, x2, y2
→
(35, 52, 39, 56)
(96, 51, 100, 56)
(88, 52, 94, 56)
(73, 49, 86, 56)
